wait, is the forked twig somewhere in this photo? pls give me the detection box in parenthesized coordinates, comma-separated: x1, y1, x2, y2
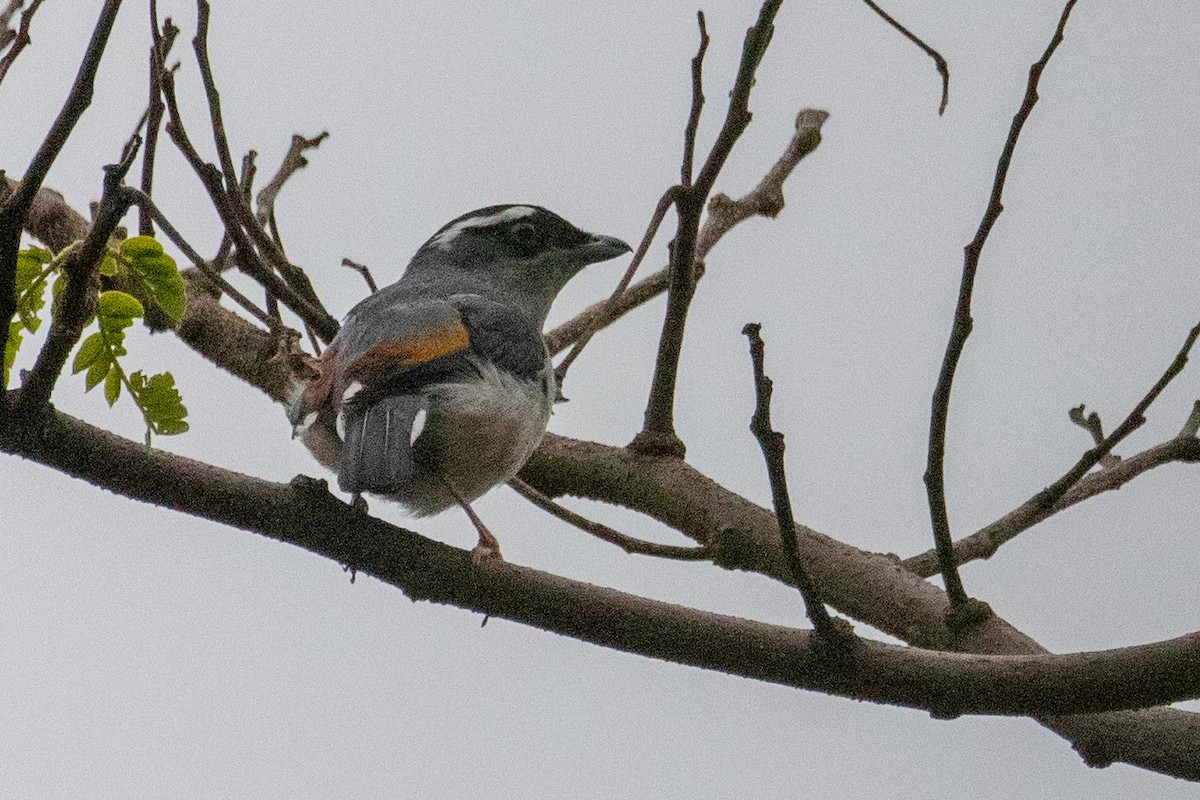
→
(632, 0, 783, 458)
(0, 0, 46, 87)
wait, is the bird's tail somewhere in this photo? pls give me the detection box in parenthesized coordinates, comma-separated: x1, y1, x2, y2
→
(338, 395, 427, 495)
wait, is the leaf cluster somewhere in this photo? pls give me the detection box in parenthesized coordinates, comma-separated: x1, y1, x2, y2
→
(7, 236, 189, 445)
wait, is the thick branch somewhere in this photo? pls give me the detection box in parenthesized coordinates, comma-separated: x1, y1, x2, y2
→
(522, 434, 1200, 778)
(8, 406, 1200, 721)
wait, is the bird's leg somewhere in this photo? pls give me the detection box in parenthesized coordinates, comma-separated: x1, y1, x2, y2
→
(443, 479, 503, 564)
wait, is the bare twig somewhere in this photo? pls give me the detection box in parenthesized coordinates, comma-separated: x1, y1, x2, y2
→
(510, 477, 711, 561)
(923, 0, 1077, 609)
(905, 326, 1200, 577)
(743, 323, 839, 636)
(1069, 404, 1121, 468)
(697, 108, 828, 259)
(191, 0, 239, 197)
(0, 0, 21, 35)
(680, 12, 709, 186)
(341, 258, 378, 294)
(139, 0, 176, 236)
(554, 187, 677, 384)
(255, 131, 329, 251)
(158, 51, 339, 341)
(631, 0, 783, 458)
(903, 434, 1200, 578)
(859, 0, 950, 115)
(123, 187, 284, 334)
(0, 0, 124, 397)
(0, 0, 45, 86)
(1037, 322, 1200, 512)
(546, 107, 827, 358)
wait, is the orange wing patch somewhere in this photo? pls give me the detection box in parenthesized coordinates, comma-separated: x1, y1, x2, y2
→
(344, 319, 470, 383)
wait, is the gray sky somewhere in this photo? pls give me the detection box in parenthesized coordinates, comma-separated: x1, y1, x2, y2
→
(3, 1, 1200, 797)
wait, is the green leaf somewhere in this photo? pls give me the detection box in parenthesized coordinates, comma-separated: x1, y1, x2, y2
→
(119, 236, 164, 260)
(85, 359, 110, 392)
(153, 419, 190, 436)
(99, 254, 118, 277)
(104, 365, 122, 406)
(98, 290, 144, 320)
(4, 321, 23, 386)
(122, 239, 186, 323)
(72, 332, 106, 374)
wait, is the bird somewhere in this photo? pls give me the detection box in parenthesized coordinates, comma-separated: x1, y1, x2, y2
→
(288, 204, 631, 561)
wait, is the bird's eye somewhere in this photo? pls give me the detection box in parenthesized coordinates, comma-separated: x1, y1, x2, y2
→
(510, 222, 537, 245)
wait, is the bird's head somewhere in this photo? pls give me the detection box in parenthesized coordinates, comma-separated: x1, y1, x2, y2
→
(408, 204, 631, 323)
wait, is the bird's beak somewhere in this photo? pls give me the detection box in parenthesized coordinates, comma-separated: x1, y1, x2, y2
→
(575, 233, 632, 265)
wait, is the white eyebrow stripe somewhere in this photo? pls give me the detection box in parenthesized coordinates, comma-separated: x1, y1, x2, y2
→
(430, 206, 537, 249)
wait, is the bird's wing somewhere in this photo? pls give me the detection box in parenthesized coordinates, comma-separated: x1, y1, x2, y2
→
(332, 297, 478, 494)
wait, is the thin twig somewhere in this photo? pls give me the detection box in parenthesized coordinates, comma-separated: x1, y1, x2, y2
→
(902, 434, 1200, 578)
(631, 0, 783, 458)
(680, 12, 709, 187)
(546, 107, 827, 357)
(341, 258, 378, 294)
(123, 188, 284, 334)
(192, 0, 239, 197)
(696, 108, 828, 259)
(0, 0, 44, 86)
(0, 0, 124, 397)
(17, 143, 141, 414)
(1068, 404, 1121, 468)
(859, 0, 950, 115)
(742, 323, 839, 636)
(139, 0, 176, 236)
(923, 0, 1078, 609)
(1037, 322, 1200, 511)
(906, 326, 1200, 577)
(509, 477, 711, 561)
(255, 131, 329, 251)
(157, 50, 339, 341)
(554, 187, 677, 384)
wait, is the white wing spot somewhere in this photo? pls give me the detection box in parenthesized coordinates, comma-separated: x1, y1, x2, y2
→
(410, 407, 427, 445)
(342, 381, 364, 403)
(292, 411, 319, 437)
(430, 206, 537, 250)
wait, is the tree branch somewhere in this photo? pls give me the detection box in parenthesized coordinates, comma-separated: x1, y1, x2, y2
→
(509, 477, 711, 561)
(8, 405, 1200, 723)
(255, 131, 329, 253)
(16, 143, 140, 415)
(631, 0, 782, 458)
(545, 107, 827, 358)
(743, 323, 840, 636)
(859, 0, 949, 115)
(0, 0, 124, 397)
(923, 0, 1078, 609)
(0, 0, 45, 87)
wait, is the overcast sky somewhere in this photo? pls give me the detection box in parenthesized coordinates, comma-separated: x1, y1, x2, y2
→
(4, 1, 1200, 797)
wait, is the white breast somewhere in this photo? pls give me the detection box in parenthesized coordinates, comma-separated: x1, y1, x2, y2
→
(399, 361, 554, 515)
